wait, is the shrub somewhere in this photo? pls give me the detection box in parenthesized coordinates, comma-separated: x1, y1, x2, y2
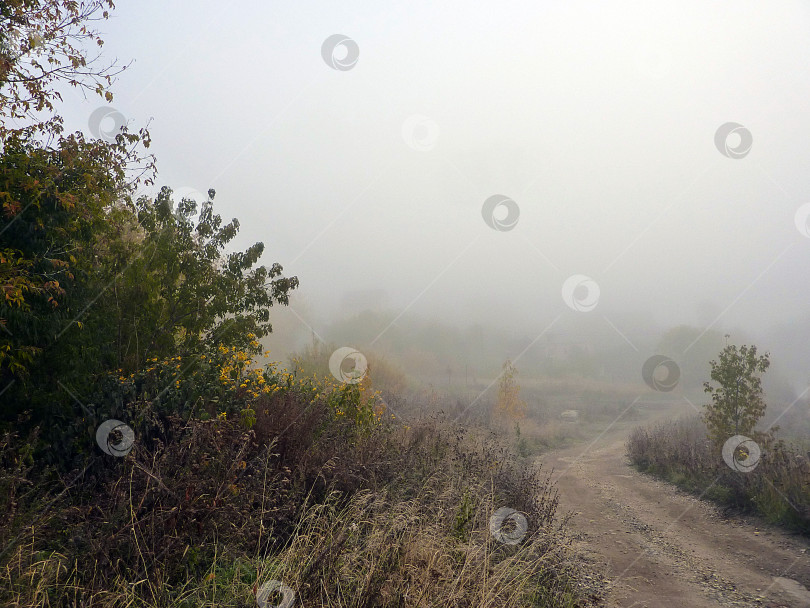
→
(627, 415, 810, 533)
(703, 343, 771, 447)
(1, 404, 600, 607)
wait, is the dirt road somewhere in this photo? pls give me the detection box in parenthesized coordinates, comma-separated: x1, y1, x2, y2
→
(542, 406, 810, 607)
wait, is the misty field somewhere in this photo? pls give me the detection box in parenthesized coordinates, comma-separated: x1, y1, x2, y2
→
(4, 1, 810, 607)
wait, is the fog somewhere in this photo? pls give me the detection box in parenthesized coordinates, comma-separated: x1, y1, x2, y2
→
(57, 0, 810, 391)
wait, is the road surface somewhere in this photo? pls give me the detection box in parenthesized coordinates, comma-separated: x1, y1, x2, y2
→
(542, 408, 810, 607)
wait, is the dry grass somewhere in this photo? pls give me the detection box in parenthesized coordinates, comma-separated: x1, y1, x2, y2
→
(259, 488, 584, 608)
(1, 394, 601, 607)
(627, 415, 810, 533)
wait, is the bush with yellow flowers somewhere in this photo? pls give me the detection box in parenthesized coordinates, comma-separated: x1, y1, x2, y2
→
(83, 333, 385, 459)
(322, 373, 386, 431)
(93, 339, 268, 416)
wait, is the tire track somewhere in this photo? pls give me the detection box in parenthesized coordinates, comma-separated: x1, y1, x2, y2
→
(541, 410, 810, 607)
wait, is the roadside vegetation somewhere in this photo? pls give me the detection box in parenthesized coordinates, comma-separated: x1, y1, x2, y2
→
(627, 343, 810, 533)
(0, 3, 601, 606)
(1, 360, 601, 607)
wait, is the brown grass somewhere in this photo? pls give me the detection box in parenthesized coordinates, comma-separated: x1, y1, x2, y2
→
(627, 415, 810, 533)
(1, 392, 601, 607)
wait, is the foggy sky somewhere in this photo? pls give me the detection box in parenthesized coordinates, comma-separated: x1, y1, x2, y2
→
(56, 0, 810, 382)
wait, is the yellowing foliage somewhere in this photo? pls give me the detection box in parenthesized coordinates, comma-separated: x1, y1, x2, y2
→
(494, 359, 527, 420)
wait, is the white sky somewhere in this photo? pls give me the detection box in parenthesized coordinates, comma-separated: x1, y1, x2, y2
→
(56, 0, 810, 368)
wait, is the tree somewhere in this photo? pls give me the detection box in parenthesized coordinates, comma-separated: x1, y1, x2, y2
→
(1, 0, 123, 137)
(0, 174, 299, 426)
(0, 132, 133, 382)
(106, 186, 299, 372)
(494, 359, 526, 420)
(703, 342, 770, 446)
(0, 1, 300, 468)
(0, 0, 155, 382)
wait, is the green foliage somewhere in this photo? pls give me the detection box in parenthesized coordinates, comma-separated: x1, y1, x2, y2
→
(452, 488, 475, 540)
(0, 133, 140, 383)
(0, 136, 298, 463)
(702, 342, 770, 446)
(1, 1, 157, 441)
(289, 339, 406, 424)
(514, 422, 532, 457)
(110, 186, 298, 372)
(326, 380, 380, 430)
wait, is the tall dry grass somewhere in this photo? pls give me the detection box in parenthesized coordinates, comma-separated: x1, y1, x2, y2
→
(627, 415, 810, 533)
(1, 392, 601, 607)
